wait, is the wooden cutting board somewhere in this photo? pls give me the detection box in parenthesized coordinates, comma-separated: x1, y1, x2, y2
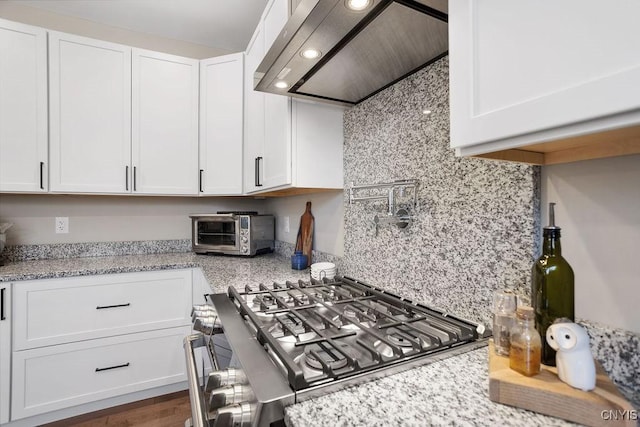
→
(294, 201, 314, 268)
(488, 341, 636, 427)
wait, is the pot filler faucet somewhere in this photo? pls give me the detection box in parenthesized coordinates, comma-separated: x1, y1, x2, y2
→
(349, 180, 419, 236)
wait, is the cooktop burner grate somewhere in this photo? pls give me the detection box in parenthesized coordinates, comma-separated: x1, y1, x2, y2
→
(229, 276, 480, 391)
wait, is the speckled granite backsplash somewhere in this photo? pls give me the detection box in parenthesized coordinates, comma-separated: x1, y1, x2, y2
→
(341, 56, 539, 328)
(339, 56, 639, 398)
(0, 239, 191, 262)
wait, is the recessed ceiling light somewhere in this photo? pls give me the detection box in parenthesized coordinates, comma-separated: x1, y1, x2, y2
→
(275, 81, 289, 89)
(345, 0, 372, 11)
(300, 49, 322, 59)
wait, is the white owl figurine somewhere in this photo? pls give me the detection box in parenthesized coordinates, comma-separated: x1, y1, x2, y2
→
(546, 321, 596, 391)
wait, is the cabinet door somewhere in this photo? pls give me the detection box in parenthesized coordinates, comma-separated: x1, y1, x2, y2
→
(0, 284, 10, 424)
(449, 0, 640, 152)
(200, 53, 244, 195)
(132, 49, 199, 195)
(13, 269, 192, 350)
(263, 94, 292, 189)
(11, 326, 190, 420)
(263, 0, 289, 49)
(0, 19, 48, 193)
(292, 100, 344, 188)
(49, 32, 131, 193)
(244, 25, 266, 193)
(261, 0, 292, 190)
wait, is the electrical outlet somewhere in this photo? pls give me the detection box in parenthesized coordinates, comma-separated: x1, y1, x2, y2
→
(284, 216, 290, 233)
(55, 217, 69, 234)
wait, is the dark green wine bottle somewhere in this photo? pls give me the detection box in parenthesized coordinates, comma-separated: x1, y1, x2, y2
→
(532, 202, 575, 366)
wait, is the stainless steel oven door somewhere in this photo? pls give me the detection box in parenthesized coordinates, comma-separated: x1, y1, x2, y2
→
(193, 215, 239, 253)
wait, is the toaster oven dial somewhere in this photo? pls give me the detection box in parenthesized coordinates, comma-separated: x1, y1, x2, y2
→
(241, 245, 249, 254)
(209, 384, 254, 411)
(212, 402, 254, 427)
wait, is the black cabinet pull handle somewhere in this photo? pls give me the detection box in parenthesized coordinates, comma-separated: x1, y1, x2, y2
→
(255, 156, 263, 187)
(95, 362, 130, 372)
(199, 169, 204, 193)
(96, 303, 130, 310)
(125, 166, 129, 191)
(133, 166, 137, 191)
(39, 162, 45, 190)
(254, 157, 258, 187)
(1, 288, 6, 321)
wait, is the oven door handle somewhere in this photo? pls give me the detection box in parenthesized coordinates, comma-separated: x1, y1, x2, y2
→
(184, 333, 210, 427)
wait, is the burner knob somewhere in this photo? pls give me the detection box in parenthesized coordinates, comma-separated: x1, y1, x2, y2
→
(213, 402, 254, 427)
(209, 385, 254, 411)
(192, 307, 216, 322)
(191, 304, 215, 315)
(193, 315, 222, 334)
(206, 368, 247, 391)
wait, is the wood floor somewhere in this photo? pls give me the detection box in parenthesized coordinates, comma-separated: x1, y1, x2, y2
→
(42, 391, 192, 427)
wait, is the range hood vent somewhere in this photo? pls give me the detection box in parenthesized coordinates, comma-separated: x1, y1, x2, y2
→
(254, 0, 448, 106)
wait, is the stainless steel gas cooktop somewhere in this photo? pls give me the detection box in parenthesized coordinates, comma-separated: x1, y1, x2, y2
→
(185, 276, 490, 427)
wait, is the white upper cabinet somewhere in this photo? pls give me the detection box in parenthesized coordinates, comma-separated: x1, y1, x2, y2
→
(260, 0, 293, 190)
(132, 49, 199, 195)
(49, 32, 132, 193)
(0, 19, 48, 193)
(449, 0, 640, 163)
(199, 53, 244, 195)
(244, 24, 266, 193)
(244, 0, 344, 194)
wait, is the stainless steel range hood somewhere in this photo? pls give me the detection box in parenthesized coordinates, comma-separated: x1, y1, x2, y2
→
(254, 0, 448, 106)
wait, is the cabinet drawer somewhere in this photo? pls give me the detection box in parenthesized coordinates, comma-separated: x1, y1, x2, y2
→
(11, 326, 190, 420)
(13, 269, 192, 350)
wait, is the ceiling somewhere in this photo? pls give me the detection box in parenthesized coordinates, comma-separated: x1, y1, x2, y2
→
(4, 0, 270, 52)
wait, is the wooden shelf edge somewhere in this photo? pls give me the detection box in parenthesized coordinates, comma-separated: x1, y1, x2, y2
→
(474, 149, 545, 165)
(472, 125, 640, 166)
(249, 187, 343, 197)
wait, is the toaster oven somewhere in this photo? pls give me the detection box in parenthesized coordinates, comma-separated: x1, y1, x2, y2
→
(190, 212, 274, 256)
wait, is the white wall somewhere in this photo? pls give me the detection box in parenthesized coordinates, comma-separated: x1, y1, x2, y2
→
(265, 191, 344, 256)
(0, 195, 265, 245)
(0, 2, 233, 59)
(541, 154, 640, 333)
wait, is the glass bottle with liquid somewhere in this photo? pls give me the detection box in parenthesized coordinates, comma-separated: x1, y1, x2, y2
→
(532, 202, 575, 366)
(492, 290, 517, 356)
(509, 306, 541, 376)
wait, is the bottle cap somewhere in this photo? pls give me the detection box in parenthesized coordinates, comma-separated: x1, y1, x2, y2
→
(543, 202, 561, 231)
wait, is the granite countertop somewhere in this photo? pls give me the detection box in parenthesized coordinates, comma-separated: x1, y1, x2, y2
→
(0, 252, 636, 426)
(0, 252, 310, 293)
(285, 347, 580, 427)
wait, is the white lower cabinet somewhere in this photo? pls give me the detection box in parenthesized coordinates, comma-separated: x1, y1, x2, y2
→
(11, 326, 190, 420)
(12, 269, 192, 350)
(5, 269, 196, 425)
(0, 285, 11, 425)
